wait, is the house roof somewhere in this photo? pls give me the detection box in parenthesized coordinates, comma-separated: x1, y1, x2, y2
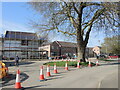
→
(42, 42, 52, 46)
(41, 41, 77, 47)
(4, 31, 38, 40)
(55, 41, 77, 47)
(42, 41, 94, 48)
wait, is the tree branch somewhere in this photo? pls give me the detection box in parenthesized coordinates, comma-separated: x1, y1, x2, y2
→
(64, 2, 78, 29)
(72, 2, 80, 15)
(84, 3, 101, 7)
(82, 8, 105, 31)
(83, 8, 106, 46)
(84, 24, 92, 46)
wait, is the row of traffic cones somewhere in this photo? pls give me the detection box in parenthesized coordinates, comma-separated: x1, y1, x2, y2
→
(14, 63, 58, 89)
(62, 60, 100, 68)
(88, 60, 100, 67)
(40, 63, 58, 81)
(14, 62, 66, 89)
(14, 60, 100, 89)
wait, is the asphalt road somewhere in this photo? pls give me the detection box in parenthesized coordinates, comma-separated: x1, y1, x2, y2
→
(1, 59, 119, 89)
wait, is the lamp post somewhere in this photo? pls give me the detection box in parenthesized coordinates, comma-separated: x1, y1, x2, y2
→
(106, 45, 107, 55)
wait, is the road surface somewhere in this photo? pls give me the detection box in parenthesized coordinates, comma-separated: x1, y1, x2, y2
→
(1, 59, 119, 89)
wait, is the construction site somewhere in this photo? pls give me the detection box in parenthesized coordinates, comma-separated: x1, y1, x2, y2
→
(0, 31, 42, 60)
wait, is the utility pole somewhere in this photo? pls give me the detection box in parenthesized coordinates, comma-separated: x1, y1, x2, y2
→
(106, 45, 107, 55)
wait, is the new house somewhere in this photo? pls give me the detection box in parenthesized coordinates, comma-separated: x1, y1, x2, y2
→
(0, 31, 40, 59)
(39, 41, 94, 59)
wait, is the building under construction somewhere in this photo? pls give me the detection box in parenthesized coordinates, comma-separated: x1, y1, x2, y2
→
(0, 31, 41, 59)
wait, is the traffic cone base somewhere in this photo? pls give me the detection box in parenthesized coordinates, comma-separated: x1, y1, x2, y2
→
(15, 82, 21, 89)
(40, 74, 46, 81)
(40, 75, 47, 81)
(40, 74, 44, 80)
(88, 64, 92, 67)
(65, 62, 68, 70)
(65, 67, 68, 70)
(96, 63, 100, 66)
(96, 60, 100, 66)
(88, 61, 92, 67)
(39, 66, 46, 81)
(46, 65, 51, 77)
(54, 63, 58, 74)
(77, 62, 80, 68)
(54, 70, 58, 74)
(77, 66, 80, 68)
(88, 63, 92, 67)
(46, 72, 51, 77)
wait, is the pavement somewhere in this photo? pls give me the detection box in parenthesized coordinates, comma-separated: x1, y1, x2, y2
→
(1, 58, 119, 89)
(99, 71, 118, 88)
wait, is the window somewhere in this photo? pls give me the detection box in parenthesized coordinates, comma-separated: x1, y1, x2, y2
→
(52, 46, 54, 49)
(21, 51, 28, 55)
(56, 47, 59, 49)
(51, 52, 57, 56)
(21, 40, 28, 45)
(65, 53, 68, 56)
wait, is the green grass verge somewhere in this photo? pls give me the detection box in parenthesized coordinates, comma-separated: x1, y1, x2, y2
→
(99, 58, 117, 61)
(43, 61, 95, 67)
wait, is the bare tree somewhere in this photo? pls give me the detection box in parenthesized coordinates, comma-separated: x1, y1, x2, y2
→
(36, 33, 50, 46)
(28, 1, 119, 62)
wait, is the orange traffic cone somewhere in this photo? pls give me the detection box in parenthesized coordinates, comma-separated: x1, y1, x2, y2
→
(39, 66, 45, 81)
(77, 61, 80, 68)
(15, 69, 22, 89)
(54, 63, 58, 74)
(88, 60, 92, 67)
(46, 65, 51, 77)
(65, 62, 68, 70)
(96, 60, 99, 66)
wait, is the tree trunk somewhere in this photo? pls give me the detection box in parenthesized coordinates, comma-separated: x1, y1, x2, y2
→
(77, 43, 86, 62)
(76, 3, 86, 62)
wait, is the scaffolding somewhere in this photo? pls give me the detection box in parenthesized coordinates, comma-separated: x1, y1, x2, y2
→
(1, 31, 41, 60)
